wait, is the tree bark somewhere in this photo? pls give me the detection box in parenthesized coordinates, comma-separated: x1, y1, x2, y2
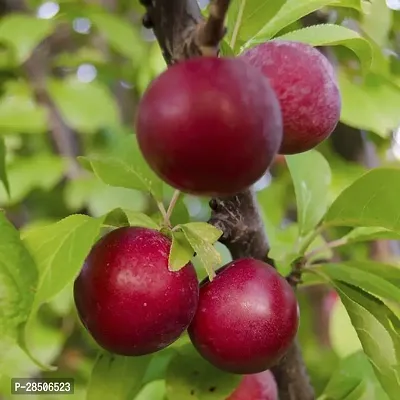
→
(143, 1, 314, 399)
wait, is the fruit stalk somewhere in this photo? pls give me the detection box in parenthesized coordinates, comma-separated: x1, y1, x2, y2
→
(141, 1, 314, 399)
(196, 0, 231, 56)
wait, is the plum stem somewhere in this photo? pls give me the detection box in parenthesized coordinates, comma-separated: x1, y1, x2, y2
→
(196, 0, 231, 56)
(165, 190, 181, 226)
(156, 201, 168, 222)
(305, 236, 349, 262)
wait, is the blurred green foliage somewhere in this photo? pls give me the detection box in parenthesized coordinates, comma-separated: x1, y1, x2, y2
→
(1, 0, 400, 399)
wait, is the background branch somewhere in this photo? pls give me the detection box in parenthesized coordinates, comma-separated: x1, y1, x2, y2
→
(2, 0, 82, 179)
(141, 1, 314, 399)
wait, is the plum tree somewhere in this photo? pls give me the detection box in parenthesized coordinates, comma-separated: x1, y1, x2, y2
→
(73, 227, 199, 356)
(227, 371, 278, 400)
(136, 56, 283, 196)
(188, 258, 299, 374)
(242, 40, 341, 154)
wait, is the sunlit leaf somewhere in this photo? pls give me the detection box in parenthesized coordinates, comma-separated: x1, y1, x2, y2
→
(79, 136, 163, 201)
(0, 155, 66, 206)
(87, 352, 152, 400)
(275, 24, 372, 73)
(166, 344, 240, 400)
(0, 212, 37, 357)
(48, 78, 119, 133)
(315, 263, 400, 303)
(324, 168, 400, 230)
(336, 283, 400, 400)
(20, 214, 105, 368)
(321, 351, 390, 400)
(0, 138, 9, 196)
(169, 232, 194, 272)
(89, 13, 145, 64)
(339, 71, 400, 137)
(245, 0, 363, 47)
(0, 14, 55, 64)
(0, 82, 47, 134)
(286, 150, 331, 236)
(180, 225, 222, 279)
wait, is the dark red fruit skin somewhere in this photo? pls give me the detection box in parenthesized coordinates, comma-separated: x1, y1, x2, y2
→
(136, 57, 282, 197)
(74, 227, 199, 356)
(188, 258, 299, 374)
(242, 40, 341, 155)
(227, 371, 278, 400)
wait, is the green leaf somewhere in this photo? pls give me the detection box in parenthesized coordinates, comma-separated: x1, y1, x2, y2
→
(80, 156, 163, 201)
(341, 227, 400, 244)
(89, 13, 145, 64)
(20, 214, 105, 367)
(0, 138, 9, 196)
(0, 212, 38, 355)
(103, 208, 130, 227)
(0, 320, 64, 380)
(180, 225, 222, 279)
(0, 14, 55, 64)
(314, 263, 400, 304)
(321, 351, 390, 400)
(122, 210, 159, 229)
(220, 40, 235, 56)
(0, 155, 66, 206)
(87, 352, 152, 400)
(286, 150, 331, 236)
(169, 232, 195, 272)
(166, 344, 240, 400)
(227, 0, 286, 51)
(324, 168, 400, 230)
(0, 82, 47, 134)
(245, 0, 362, 46)
(275, 24, 372, 73)
(135, 380, 166, 400)
(338, 71, 400, 137)
(335, 283, 400, 400)
(48, 77, 119, 133)
(361, 0, 392, 47)
(181, 222, 223, 244)
(323, 261, 400, 288)
(80, 136, 163, 201)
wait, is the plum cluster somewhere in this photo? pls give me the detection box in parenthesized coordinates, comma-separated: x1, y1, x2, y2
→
(74, 227, 295, 398)
(136, 40, 341, 197)
(73, 40, 341, 399)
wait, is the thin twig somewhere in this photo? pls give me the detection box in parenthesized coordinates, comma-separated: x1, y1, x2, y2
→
(165, 190, 181, 225)
(196, 0, 231, 56)
(305, 236, 348, 261)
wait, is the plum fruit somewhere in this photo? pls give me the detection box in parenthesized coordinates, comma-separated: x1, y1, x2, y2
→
(74, 227, 199, 356)
(227, 370, 278, 400)
(242, 40, 341, 154)
(188, 258, 299, 374)
(136, 56, 283, 197)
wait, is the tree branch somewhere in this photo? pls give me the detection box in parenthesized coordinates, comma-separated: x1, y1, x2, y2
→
(196, 0, 230, 56)
(142, 1, 314, 399)
(2, 0, 82, 179)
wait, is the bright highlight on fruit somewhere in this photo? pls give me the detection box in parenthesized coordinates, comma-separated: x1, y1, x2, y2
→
(242, 40, 341, 155)
(73, 227, 199, 356)
(188, 258, 299, 374)
(136, 56, 283, 197)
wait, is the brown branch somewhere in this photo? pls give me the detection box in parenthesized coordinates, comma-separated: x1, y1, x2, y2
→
(142, 1, 314, 399)
(2, 0, 82, 179)
(196, 0, 231, 56)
